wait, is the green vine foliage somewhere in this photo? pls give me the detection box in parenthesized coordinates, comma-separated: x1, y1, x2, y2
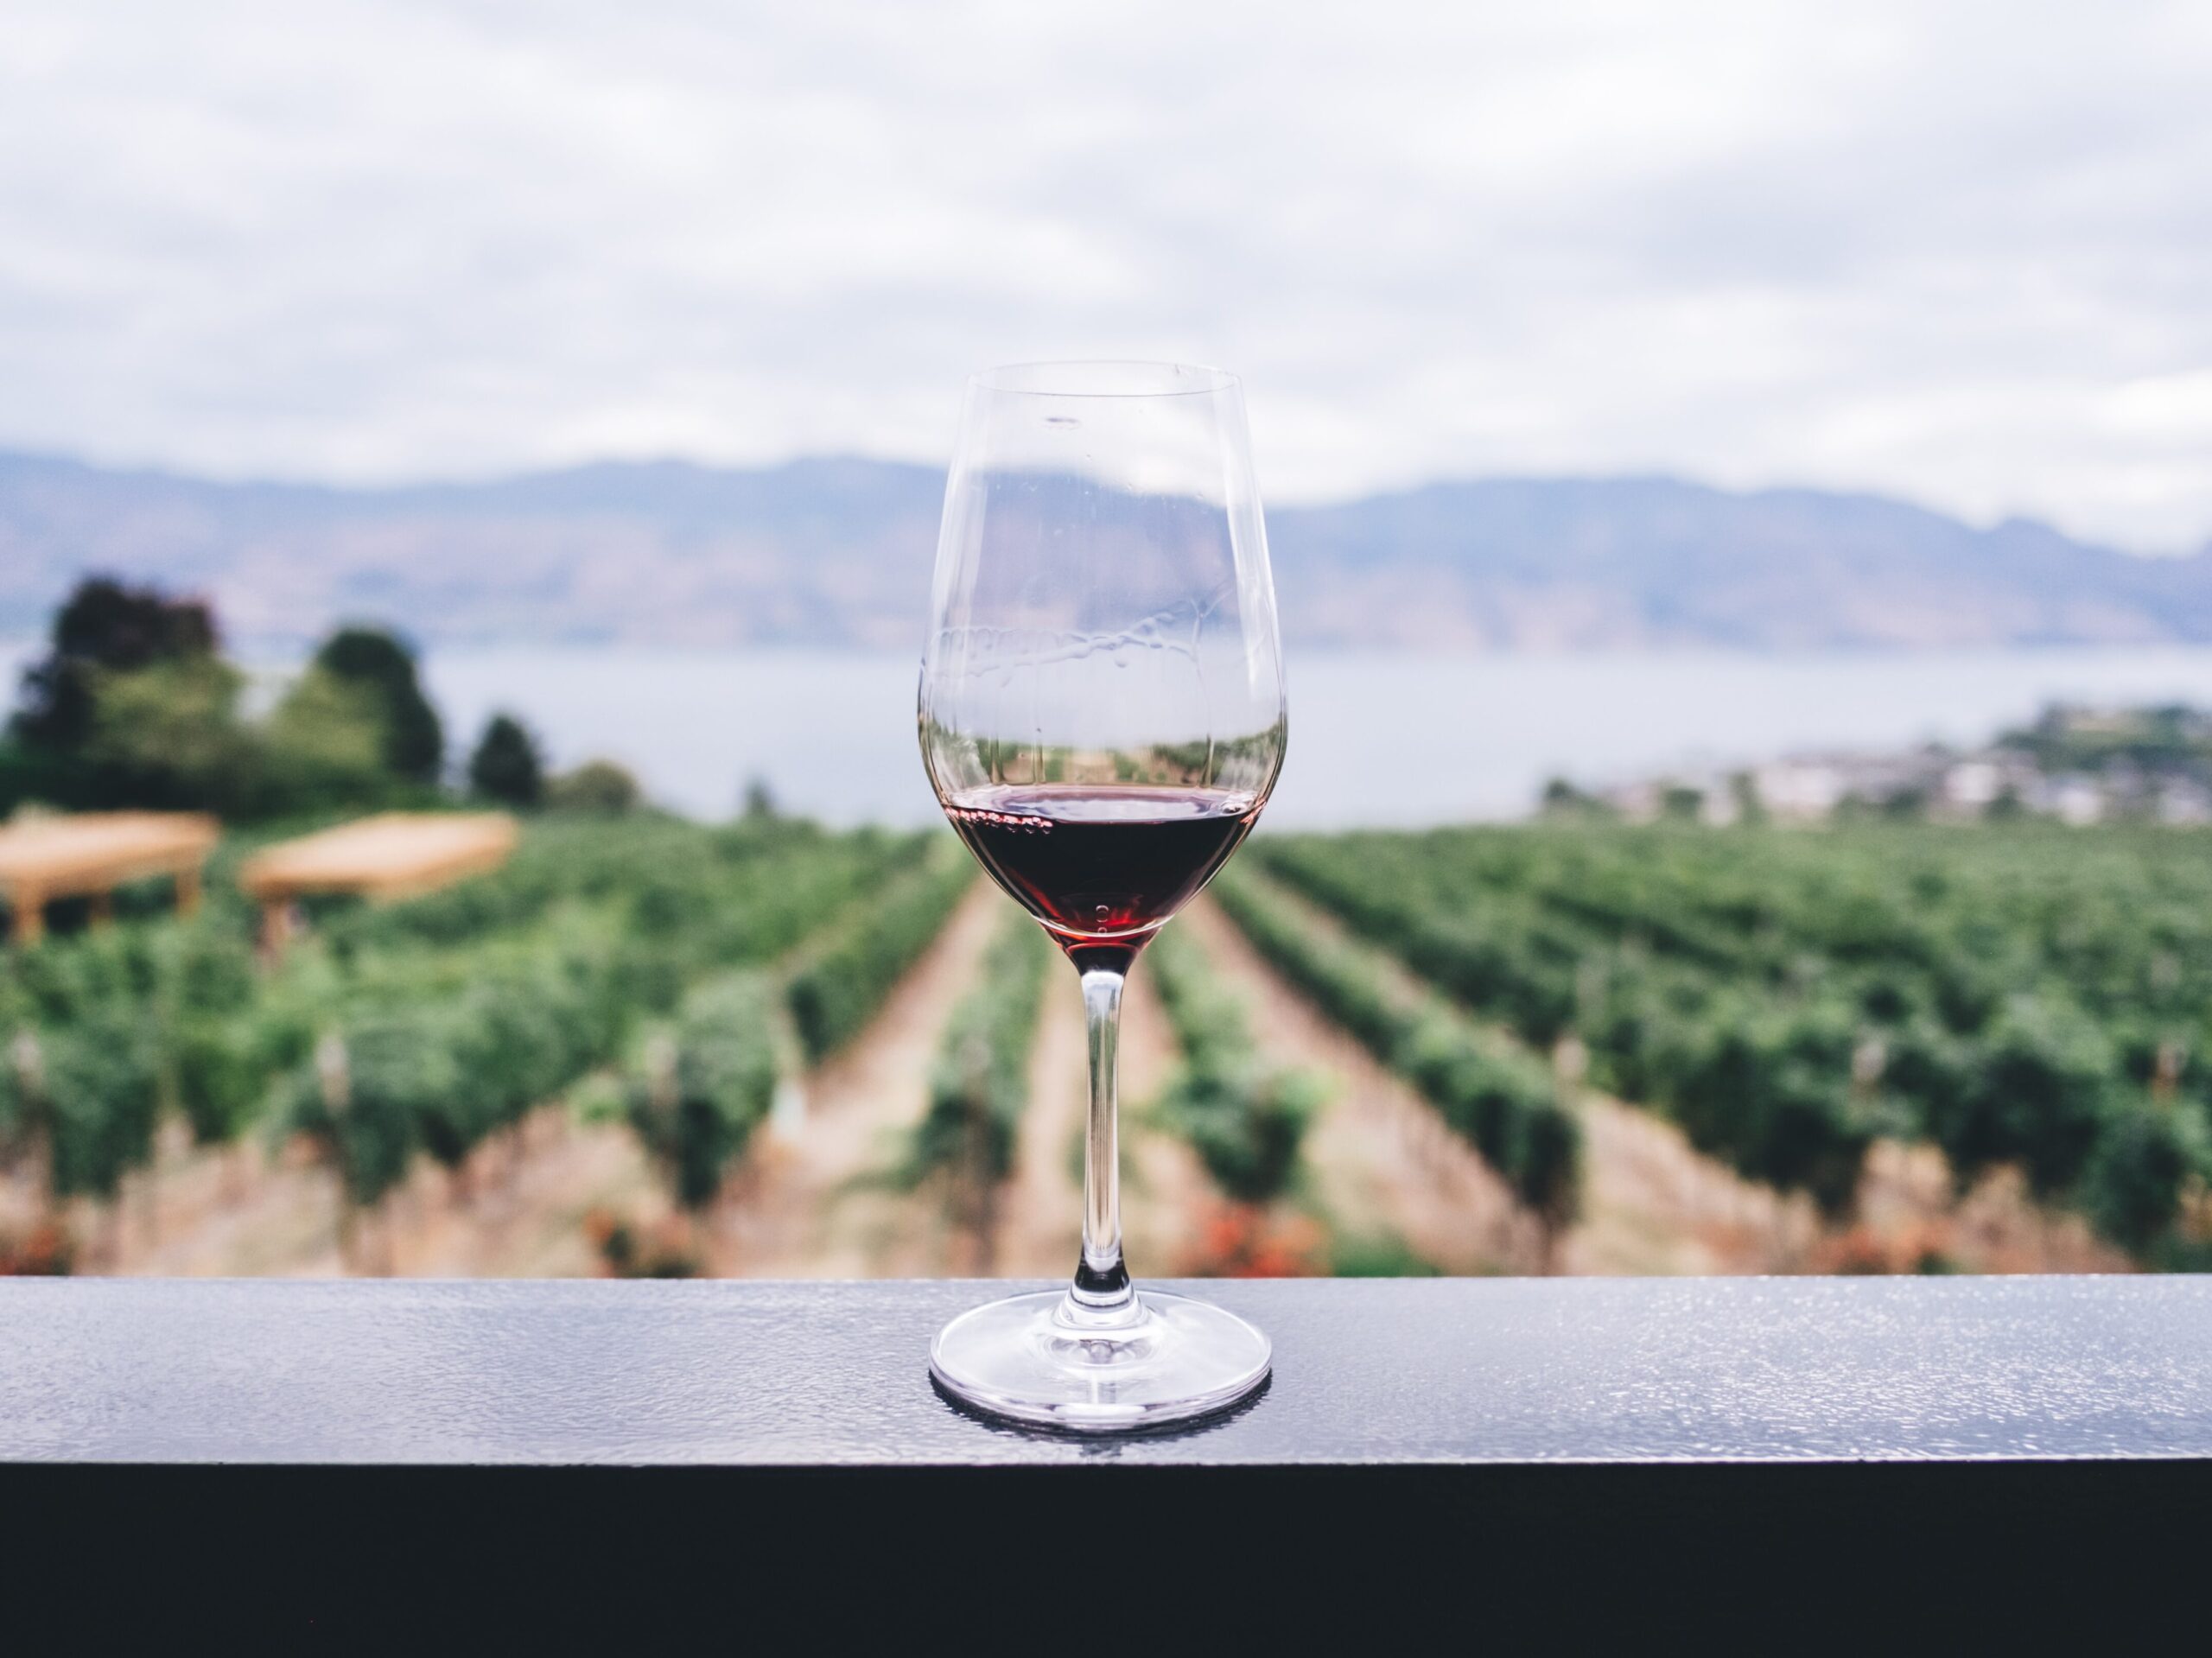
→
(0, 1036, 22, 1149)
(1145, 923, 1326, 1209)
(625, 972, 782, 1211)
(2082, 1101, 2196, 1255)
(276, 1020, 438, 1206)
(787, 852, 974, 1064)
(1251, 824, 2207, 1252)
(41, 1016, 161, 1198)
(1213, 866, 1582, 1228)
(0, 818, 931, 1237)
(152, 918, 263, 1147)
(0, 915, 264, 1197)
(171, 1020, 264, 1147)
(904, 910, 1051, 1193)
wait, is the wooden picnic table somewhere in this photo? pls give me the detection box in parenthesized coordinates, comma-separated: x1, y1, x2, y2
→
(0, 811, 220, 944)
(238, 812, 518, 950)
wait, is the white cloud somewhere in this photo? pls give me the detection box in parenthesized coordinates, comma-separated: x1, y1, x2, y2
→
(2102, 371, 2212, 440)
(0, 0, 2208, 547)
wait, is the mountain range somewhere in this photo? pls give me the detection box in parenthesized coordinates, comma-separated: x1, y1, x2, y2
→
(3, 448, 2209, 653)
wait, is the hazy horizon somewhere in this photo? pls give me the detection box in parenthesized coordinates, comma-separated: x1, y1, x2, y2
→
(3, 440, 2200, 561)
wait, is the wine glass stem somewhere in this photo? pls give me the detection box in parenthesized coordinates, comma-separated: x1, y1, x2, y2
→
(1069, 963, 1136, 1322)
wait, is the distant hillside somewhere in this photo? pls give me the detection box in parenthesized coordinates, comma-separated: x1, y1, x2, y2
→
(1274, 478, 2212, 650)
(3, 450, 2209, 652)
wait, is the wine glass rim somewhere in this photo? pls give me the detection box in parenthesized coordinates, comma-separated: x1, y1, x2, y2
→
(969, 359, 1241, 399)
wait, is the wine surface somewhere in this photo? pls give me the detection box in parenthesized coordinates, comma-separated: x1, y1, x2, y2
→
(942, 784, 1261, 946)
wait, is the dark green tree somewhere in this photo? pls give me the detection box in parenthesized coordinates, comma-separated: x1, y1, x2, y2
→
(8, 578, 226, 810)
(467, 714, 544, 809)
(312, 626, 444, 785)
(11, 576, 220, 753)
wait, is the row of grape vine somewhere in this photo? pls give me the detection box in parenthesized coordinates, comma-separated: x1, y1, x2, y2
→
(1211, 865, 1583, 1236)
(1249, 826, 2202, 1255)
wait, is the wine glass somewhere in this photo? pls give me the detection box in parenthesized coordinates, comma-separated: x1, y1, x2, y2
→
(919, 360, 1287, 1430)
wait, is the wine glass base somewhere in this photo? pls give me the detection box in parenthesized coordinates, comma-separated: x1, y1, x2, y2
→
(930, 1288, 1271, 1432)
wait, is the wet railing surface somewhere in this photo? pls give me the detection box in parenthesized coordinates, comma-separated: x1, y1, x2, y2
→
(3, 1275, 2212, 1464)
(3, 1276, 2205, 1637)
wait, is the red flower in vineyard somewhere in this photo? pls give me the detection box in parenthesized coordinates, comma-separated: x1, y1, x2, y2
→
(1813, 1220, 1956, 1276)
(0, 1223, 73, 1277)
(1188, 1204, 1322, 1278)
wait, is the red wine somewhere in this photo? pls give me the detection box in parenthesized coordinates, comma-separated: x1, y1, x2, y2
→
(943, 784, 1261, 954)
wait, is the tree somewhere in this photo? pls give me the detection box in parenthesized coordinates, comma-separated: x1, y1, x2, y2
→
(1539, 777, 1617, 822)
(312, 626, 443, 786)
(10, 578, 226, 809)
(256, 669, 394, 816)
(80, 656, 254, 812)
(12, 577, 220, 754)
(467, 714, 544, 808)
(547, 759, 642, 815)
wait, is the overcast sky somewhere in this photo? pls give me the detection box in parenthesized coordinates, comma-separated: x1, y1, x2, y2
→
(3, 1, 2209, 548)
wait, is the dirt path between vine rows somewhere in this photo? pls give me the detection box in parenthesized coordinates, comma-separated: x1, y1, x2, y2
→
(996, 969, 1089, 1275)
(92, 1101, 658, 1280)
(712, 879, 1003, 1278)
(74, 881, 1229, 1282)
(1187, 886, 2131, 1276)
(995, 951, 1213, 1279)
(1185, 893, 1837, 1274)
(1115, 960, 1220, 1276)
(75, 865, 2122, 1282)
(1179, 899, 1550, 1274)
(97, 884, 1013, 1282)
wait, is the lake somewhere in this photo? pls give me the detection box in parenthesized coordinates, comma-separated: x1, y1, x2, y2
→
(14, 641, 2212, 827)
(411, 645, 2212, 827)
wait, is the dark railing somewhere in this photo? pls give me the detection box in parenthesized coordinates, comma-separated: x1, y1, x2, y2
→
(3, 1276, 2205, 1639)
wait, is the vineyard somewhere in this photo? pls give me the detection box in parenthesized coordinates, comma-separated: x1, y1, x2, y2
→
(3, 812, 2205, 1278)
(1246, 823, 2212, 1267)
(0, 816, 958, 1274)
